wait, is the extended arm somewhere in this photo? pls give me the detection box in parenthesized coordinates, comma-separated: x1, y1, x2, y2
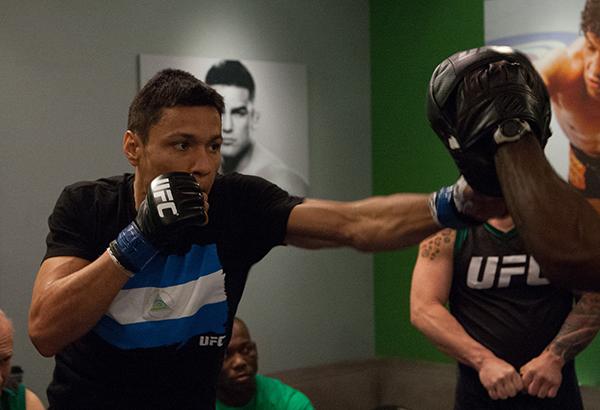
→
(410, 230, 522, 400)
(496, 134, 600, 290)
(285, 186, 505, 251)
(286, 194, 438, 251)
(520, 292, 600, 398)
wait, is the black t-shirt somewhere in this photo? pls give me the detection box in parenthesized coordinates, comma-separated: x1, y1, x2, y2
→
(451, 223, 582, 409)
(43, 173, 303, 410)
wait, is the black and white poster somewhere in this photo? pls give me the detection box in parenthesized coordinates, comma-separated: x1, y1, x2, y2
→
(140, 55, 309, 196)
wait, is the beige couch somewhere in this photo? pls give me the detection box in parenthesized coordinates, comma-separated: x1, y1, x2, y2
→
(267, 357, 600, 410)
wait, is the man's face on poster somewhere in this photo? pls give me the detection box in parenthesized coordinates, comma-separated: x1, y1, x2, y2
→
(583, 32, 600, 100)
(212, 85, 257, 158)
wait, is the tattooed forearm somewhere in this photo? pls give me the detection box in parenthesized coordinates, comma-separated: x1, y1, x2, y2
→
(419, 229, 455, 261)
(548, 292, 600, 362)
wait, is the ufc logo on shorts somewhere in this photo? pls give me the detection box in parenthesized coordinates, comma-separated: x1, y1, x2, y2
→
(199, 335, 226, 347)
(152, 176, 179, 218)
(466, 254, 549, 289)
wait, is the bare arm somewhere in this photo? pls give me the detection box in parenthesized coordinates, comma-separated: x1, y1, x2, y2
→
(29, 253, 129, 356)
(285, 194, 440, 251)
(496, 134, 600, 290)
(285, 186, 505, 251)
(410, 230, 522, 399)
(547, 292, 600, 361)
(411, 230, 499, 368)
(520, 292, 600, 398)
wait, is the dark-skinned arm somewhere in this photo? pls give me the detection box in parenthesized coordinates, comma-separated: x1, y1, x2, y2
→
(495, 133, 600, 290)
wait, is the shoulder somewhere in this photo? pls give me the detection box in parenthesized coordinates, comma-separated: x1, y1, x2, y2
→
(59, 174, 131, 204)
(212, 172, 291, 200)
(535, 39, 584, 92)
(63, 174, 130, 195)
(254, 165, 308, 197)
(256, 376, 313, 407)
(418, 229, 456, 258)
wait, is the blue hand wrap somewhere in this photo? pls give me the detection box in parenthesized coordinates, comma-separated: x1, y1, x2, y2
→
(109, 222, 159, 273)
(429, 185, 478, 230)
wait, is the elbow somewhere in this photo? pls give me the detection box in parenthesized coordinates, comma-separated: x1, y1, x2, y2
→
(29, 333, 58, 357)
(410, 304, 425, 330)
(348, 231, 378, 253)
(29, 318, 58, 357)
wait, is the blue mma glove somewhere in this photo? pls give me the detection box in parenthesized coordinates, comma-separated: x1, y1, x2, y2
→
(429, 176, 480, 229)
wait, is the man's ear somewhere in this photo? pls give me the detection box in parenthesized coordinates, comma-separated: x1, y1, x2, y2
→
(123, 130, 141, 166)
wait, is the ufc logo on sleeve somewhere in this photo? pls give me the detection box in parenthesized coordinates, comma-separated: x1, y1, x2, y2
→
(466, 255, 549, 289)
(151, 176, 179, 218)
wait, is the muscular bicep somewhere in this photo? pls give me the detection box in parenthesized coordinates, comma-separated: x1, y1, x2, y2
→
(410, 229, 456, 308)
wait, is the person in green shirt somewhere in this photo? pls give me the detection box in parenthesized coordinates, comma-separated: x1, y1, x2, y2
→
(0, 310, 44, 410)
(217, 318, 314, 410)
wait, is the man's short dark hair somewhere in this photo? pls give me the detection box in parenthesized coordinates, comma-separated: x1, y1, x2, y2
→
(205, 60, 255, 100)
(128, 68, 225, 144)
(582, 0, 600, 37)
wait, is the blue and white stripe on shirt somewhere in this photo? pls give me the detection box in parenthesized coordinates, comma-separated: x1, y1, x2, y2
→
(94, 243, 228, 349)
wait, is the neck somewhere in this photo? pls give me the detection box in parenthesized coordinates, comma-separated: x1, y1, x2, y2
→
(133, 172, 146, 210)
(487, 215, 515, 232)
(221, 143, 253, 174)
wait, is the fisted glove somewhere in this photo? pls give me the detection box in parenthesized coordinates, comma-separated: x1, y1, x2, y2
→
(109, 172, 208, 274)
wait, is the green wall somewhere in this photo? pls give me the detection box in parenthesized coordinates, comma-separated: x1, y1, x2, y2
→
(371, 0, 484, 362)
(370, 0, 600, 386)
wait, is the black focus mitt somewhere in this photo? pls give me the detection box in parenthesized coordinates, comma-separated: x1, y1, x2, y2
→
(426, 46, 552, 196)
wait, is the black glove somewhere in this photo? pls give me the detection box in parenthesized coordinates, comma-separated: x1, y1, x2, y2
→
(426, 46, 552, 196)
(135, 172, 207, 251)
(109, 172, 207, 274)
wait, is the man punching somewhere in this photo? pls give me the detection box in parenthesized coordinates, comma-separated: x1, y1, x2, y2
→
(29, 69, 503, 409)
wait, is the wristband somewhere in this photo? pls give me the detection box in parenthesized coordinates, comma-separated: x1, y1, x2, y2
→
(429, 185, 478, 229)
(107, 246, 135, 278)
(109, 222, 159, 274)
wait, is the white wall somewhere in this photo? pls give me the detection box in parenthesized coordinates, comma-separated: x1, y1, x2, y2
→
(1, 0, 373, 402)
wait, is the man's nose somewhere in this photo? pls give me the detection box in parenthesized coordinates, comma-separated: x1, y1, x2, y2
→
(230, 354, 248, 370)
(222, 112, 233, 133)
(190, 149, 214, 177)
